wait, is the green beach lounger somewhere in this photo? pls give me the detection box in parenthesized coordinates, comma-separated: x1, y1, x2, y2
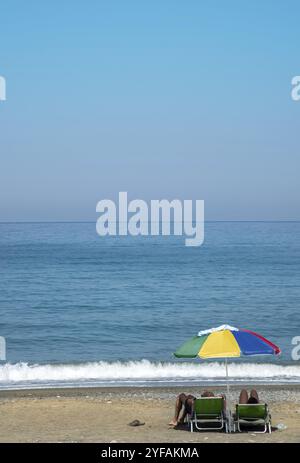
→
(234, 403, 272, 433)
(187, 397, 228, 433)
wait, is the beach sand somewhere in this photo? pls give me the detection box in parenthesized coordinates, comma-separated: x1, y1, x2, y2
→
(0, 385, 299, 443)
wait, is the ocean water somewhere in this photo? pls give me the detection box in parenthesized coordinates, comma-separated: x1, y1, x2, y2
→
(0, 221, 299, 389)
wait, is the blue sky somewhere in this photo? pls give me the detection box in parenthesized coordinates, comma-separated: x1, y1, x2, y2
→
(0, 0, 299, 221)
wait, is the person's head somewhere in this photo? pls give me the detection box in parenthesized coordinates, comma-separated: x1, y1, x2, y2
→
(201, 390, 214, 398)
(248, 396, 259, 404)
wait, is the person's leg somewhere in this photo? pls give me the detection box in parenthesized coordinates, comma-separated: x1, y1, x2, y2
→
(178, 395, 195, 424)
(169, 393, 187, 426)
(250, 389, 259, 403)
(239, 389, 248, 404)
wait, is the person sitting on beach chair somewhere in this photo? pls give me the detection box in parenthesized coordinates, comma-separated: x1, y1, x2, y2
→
(169, 390, 225, 427)
(234, 389, 272, 433)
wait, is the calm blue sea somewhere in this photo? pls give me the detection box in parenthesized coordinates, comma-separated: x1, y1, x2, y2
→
(0, 221, 299, 389)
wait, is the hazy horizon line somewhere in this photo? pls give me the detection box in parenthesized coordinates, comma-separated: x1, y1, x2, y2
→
(0, 220, 300, 224)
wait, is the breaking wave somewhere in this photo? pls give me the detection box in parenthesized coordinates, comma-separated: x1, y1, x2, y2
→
(0, 360, 299, 389)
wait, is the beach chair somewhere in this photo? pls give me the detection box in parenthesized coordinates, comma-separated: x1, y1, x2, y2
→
(187, 397, 228, 433)
(234, 403, 272, 433)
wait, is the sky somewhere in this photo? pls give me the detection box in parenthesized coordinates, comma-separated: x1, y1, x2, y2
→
(0, 0, 299, 221)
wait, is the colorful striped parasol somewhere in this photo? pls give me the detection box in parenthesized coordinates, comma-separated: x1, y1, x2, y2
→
(174, 324, 281, 395)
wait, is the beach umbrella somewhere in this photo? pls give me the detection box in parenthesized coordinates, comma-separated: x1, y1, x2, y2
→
(174, 324, 281, 395)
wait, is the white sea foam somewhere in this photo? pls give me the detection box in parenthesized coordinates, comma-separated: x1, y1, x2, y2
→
(0, 360, 300, 389)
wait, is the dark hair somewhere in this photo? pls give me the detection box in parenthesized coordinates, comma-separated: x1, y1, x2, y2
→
(248, 396, 259, 404)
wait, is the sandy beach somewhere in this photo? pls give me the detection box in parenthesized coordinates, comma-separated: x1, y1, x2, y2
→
(0, 385, 299, 443)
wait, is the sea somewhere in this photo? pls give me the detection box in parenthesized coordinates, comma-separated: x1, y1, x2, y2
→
(0, 221, 299, 390)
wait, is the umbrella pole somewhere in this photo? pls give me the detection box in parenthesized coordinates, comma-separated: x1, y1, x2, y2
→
(225, 358, 229, 396)
(225, 358, 231, 432)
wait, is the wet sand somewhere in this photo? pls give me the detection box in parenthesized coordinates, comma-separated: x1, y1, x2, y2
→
(0, 385, 299, 443)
